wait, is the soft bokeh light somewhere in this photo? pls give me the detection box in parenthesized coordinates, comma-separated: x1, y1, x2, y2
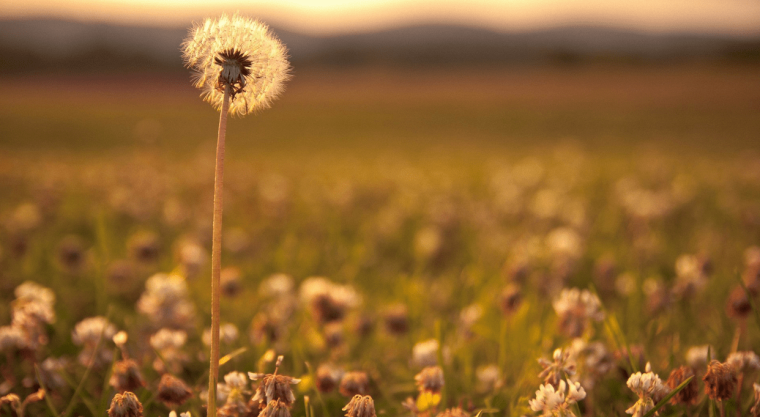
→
(2, 0, 760, 35)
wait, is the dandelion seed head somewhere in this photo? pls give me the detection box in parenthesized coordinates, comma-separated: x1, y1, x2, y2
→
(182, 13, 291, 116)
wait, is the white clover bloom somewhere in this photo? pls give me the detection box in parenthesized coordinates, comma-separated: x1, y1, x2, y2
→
(538, 348, 577, 387)
(72, 316, 117, 347)
(625, 363, 670, 417)
(553, 288, 604, 337)
(412, 339, 440, 368)
(529, 380, 586, 417)
(685, 344, 715, 369)
(182, 13, 291, 116)
(727, 351, 760, 374)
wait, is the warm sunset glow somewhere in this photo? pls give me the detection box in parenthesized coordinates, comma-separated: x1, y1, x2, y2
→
(2, 0, 760, 35)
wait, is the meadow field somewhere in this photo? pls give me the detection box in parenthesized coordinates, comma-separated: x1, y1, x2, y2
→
(1, 64, 760, 416)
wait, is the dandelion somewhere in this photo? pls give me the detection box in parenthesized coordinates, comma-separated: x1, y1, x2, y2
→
(625, 363, 669, 417)
(343, 395, 377, 417)
(529, 380, 586, 417)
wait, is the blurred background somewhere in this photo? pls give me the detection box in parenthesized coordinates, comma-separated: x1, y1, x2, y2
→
(1, 0, 759, 157)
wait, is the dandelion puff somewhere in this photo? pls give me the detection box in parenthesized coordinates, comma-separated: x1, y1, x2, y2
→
(182, 13, 291, 116)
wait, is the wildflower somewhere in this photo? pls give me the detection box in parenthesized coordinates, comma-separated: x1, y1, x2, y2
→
(203, 323, 240, 345)
(665, 366, 698, 405)
(538, 348, 577, 388)
(150, 329, 189, 373)
(383, 304, 409, 335)
(412, 339, 440, 368)
(672, 254, 709, 298)
(259, 399, 291, 417)
(176, 239, 207, 279)
(169, 412, 192, 417)
(217, 371, 250, 408)
(137, 273, 196, 329)
(324, 322, 345, 349)
(339, 371, 370, 397)
(110, 359, 146, 393)
(703, 360, 736, 401)
(529, 380, 586, 417)
(182, 13, 291, 116)
(157, 374, 193, 407)
(108, 391, 144, 417)
(0, 326, 27, 352)
(726, 285, 753, 319)
(316, 363, 343, 393)
(299, 277, 361, 324)
(685, 345, 715, 370)
(127, 230, 160, 263)
(249, 312, 282, 345)
(72, 316, 117, 367)
(260, 273, 294, 297)
(249, 371, 301, 406)
(343, 395, 376, 417)
(415, 366, 444, 394)
(220, 267, 243, 298)
(727, 351, 760, 374)
(499, 283, 522, 316)
(38, 357, 67, 391)
(476, 365, 501, 392)
(625, 363, 670, 417)
(553, 288, 604, 338)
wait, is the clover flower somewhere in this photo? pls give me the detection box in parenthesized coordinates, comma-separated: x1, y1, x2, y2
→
(625, 363, 670, 417)
(538, 348, 577, 388)
(157, 374, 193, 407)
(412, 339, 440, 368)
(727, 351, 760, 374)
(137, 273, 196, 329)
(415, 366, 445, 394)
(340, 371, 370, 397)
(703, 360, 736, 401)
(553, 288, 604, 338)
(665, 366, 698, 405)
(529, 380, 586, 417)
(182, 13, 290, 116)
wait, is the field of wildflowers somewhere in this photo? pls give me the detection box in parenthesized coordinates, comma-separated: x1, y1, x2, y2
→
(0, 24, 759, 416)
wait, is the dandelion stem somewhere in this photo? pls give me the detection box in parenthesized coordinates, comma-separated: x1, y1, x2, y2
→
(208, 84, 230, 417)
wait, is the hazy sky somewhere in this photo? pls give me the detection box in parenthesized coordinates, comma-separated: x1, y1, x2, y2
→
(3, 0, 760, 35)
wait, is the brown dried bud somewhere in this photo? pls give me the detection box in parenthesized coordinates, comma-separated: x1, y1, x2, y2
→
(250, 373, 301, 406)
(157, 374, 193, 407)
(415, 366, 445, 394)
(127, 231, 160, 263)
(339, 371, 370, 397)
(703, 360, 737, 401)
(666, 366, 698, 405)
(110, 359, 146, 393)
(343, 395, 376, 417)
(383, 304, 409, 335)
(221, 267, 243, 298)
(727, 285, 753, 319)
(108, 391, 143, 417)
(316, 364, 343, 394)
(499, 284, 522, 316)
(259, 399, 291, 417)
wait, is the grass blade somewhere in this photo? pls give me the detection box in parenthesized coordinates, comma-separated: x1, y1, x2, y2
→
(642, 376, 694, 417)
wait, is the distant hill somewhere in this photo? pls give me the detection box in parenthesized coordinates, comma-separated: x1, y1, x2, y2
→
(1, 18, 758, 73)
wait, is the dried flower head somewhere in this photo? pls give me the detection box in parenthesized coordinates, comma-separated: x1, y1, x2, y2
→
(316, 363, 344, 393)
(538, 348, 577, 388)
(751, 383, 760, 417)
(343, 395, 377, 417)
(727, 285, 753, 319)
(217, 371, 250, 408)
(182, 13, 291, 116)
(383, 304, 409, 335)
(499, 283, 523, 316)
(436, 408, 470, 417)
(110, 359, 146, 393)
(703, 360, 737, 401)
(249, 372, 301, 406)
(665, 366, 698, 405)
(260, 399, 291, 417)
(415, 366, 445, 394)
(108, 391, 144, 417)
(412, 339, 440, 368)
(529, 380, 586, 417)
(339, 371, 370, 397)
(157, 374, 193, 407)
